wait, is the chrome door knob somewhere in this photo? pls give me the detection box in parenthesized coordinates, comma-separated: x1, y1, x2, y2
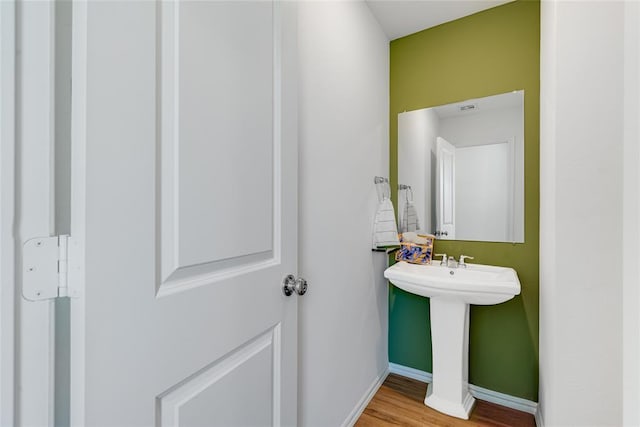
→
(282, 274, 308, 296)
(295, 277, 308, 295)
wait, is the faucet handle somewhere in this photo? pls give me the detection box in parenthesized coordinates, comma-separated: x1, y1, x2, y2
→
(433, 253, 447, 266)
(458, 255, 474, 267)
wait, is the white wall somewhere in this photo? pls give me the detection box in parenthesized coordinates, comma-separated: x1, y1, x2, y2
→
(540, 1, 625, 425)
(297, 2, 389, 426)
(398, 108, 438, 233)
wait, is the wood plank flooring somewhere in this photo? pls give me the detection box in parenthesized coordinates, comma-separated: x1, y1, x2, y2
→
(355, 374, 536, 427)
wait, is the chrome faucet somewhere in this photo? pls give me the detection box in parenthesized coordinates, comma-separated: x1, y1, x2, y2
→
(434, 253, 474, 268)
(433, 253, 447, 266)
(458, 255, 474, 268)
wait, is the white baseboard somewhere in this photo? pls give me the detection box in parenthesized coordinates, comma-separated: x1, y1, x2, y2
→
(468, 383, 538, 416)
(389, 362, 432, 382)
(389, 363, 539, 418)
(534, 403, 544, 427)
(342, 366, 390, 427)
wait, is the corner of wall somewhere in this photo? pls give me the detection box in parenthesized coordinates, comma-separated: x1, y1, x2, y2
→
(623, 1, 640, 425)
(340, 366, 389, 427)
(534, 402, 544, 427)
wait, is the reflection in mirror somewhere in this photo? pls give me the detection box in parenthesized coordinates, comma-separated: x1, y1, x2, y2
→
(398, 90, 524, 243)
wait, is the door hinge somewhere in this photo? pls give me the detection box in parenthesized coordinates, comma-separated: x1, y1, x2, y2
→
(23, 235, 81, 301)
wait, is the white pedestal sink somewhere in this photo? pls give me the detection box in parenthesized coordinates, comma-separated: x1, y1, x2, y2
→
(384, 261, 521, 420)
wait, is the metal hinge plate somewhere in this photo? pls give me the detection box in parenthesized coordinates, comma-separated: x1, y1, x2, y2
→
(23, 235, 79, 301)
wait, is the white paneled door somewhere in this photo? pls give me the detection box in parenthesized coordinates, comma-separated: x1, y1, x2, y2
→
(435, 137, 456, 240)
(68, 2, 298, 425)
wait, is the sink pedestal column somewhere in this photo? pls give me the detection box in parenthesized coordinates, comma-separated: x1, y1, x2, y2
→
(424, 298, 475, 419)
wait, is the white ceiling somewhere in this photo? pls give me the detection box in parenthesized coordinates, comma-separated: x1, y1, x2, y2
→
(365, 0, 514, 41)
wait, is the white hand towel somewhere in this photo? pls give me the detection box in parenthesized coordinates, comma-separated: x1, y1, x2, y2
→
(372, 199, 401, 248)
(398, 199, 407, 233)
(399, 199, 420, 233)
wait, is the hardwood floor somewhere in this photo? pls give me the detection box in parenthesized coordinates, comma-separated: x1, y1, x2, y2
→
(355, 374, 536, 427)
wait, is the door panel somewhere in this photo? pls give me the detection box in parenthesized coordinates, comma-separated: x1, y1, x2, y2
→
(160, 1, 275, 276)
(70, 2, 297, 425)
(158, 327, 278, 427)
(158, 1, 281, 295)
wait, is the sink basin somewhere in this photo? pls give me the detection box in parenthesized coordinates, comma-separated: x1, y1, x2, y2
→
(383, 261, 520, 305)
(384, 261, 521, 420)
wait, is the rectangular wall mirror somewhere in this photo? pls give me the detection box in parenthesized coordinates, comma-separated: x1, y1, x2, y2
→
(398, 90, 524, 243)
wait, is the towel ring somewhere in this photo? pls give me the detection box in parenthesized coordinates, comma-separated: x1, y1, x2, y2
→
(398, 184, 414, 202)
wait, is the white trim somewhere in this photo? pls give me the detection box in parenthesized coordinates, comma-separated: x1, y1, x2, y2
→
(389, 363, 538, 417)
(389, 362, 432, 382)
(468, 384, 537, 416)
(342, 367, 389, 427)
(534, 403, 545, 427)
(69, 1, 87, 425)
(0, 1, 16, 425)
(16, 2, 57, 425)
(538, 2, 558, 426)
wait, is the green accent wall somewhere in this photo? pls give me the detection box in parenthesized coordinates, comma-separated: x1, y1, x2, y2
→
(389, 0, 540, 401)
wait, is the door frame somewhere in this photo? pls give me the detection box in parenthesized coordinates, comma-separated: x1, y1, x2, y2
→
(68, 1, 87, 424)
(10, 1, 58, 425)
(0, 1, 16, 424)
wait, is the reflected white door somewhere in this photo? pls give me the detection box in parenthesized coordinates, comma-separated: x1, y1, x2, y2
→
(69, 2, 298, 426)
(436, 137, 456, 239)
